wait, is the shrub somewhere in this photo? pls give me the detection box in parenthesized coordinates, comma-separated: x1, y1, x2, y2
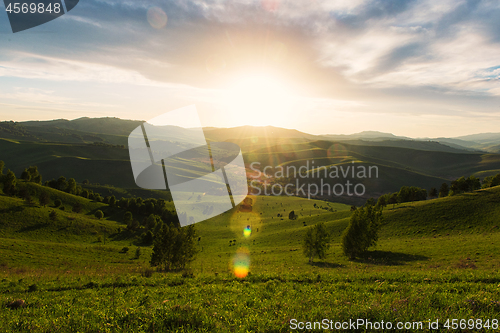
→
(94, 210, 104, 219)
(54, 199, 62, 208)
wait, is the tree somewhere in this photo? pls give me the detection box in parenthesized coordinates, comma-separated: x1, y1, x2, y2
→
(2, 170, 17, 195)
(54, 198, 62, 208)
(439, 183, 449, 198)
(303, 222, 330, 263)
(21, 169, 31, 181)
(365, 198, 376, 207)
(57, 176, 68, 191)
(150, 224, 197, 271)
(388, 193, 398, 209)
(95, 210, 104, 219)
(142, 230, 154, 245)
(0, 160, 4, 175)
(491, 174, 500, 187)
(288, 210, 298, 220)
(108, 195, 116, 207)
(341, 205, 383, 260)
(123, 211, 133, 225)
(146, 214, 159, 231)
(429, 187, 438, 198)
(27, 166, 41, 184)
(376, 195, 387, 208)
(39, 192, 50, 207)
(66, 178, 77, 194)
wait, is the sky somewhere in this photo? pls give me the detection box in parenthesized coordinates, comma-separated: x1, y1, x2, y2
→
(1, 0, 500, 138)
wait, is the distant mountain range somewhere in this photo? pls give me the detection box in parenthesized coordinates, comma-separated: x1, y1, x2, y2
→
(0, 117, 500, 153)
(0, 118, 498, 155)
(1, 117, 499, 204)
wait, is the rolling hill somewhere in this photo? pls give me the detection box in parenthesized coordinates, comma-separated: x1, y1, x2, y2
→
(1, 117, 500, 204)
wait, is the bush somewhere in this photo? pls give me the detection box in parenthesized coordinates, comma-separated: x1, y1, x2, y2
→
(94, 210, 104, 219)
(54, 198, 62, 208)
(120, 247, 129, 253)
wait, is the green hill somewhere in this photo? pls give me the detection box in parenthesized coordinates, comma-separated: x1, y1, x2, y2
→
(381, 185, 500, 237)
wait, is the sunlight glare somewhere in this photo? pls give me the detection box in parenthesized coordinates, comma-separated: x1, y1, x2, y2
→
(225, 73, 294, 126)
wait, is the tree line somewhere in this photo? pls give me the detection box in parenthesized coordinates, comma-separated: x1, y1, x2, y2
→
(0, 160, 196, 271)
(303, 171, 500, 263)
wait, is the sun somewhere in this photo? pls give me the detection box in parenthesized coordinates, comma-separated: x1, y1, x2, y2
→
(224, 72, 294, 126)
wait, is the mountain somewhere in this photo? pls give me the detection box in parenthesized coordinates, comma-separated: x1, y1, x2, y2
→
(203, 125, 317, 142)
(454, 132, 500, 143)
(21, 117, 144, 136)
(321, 130, 409, 141)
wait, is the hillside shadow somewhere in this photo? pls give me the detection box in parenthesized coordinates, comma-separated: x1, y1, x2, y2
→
(0, 206, 25, 214)
(17, 223, 48, 233)
(309, 261, 344, 269)
(354, 250, 429, 266)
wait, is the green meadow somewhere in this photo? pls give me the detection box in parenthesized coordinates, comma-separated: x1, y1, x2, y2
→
(1, 184, 500, 332)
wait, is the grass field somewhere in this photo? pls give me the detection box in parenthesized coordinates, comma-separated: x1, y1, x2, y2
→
(1, 185, 500, 332)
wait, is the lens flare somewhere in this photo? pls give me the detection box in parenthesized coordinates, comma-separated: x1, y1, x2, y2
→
(147, 7, 168, 29)
(243, 225, 251, 238)
(327, 143, 349, 159)
(232, 247, 250, 278)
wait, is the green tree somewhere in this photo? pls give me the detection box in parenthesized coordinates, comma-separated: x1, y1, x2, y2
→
(429, 187, 438, 198)
(288, 210, 297, 220)
(54, 198, 62, 208)
(341, 205, 383, 260)
(0, 160, 4, 175)
(303, 222, 330, 263)
(146, 214, 159, 231)
(66, 178, 77, 194)
(21, 169, 31, 181)
(388, 193, 398, 209)
(123, 211, 133, 225)
(95, 210, 104, 219)
(438, 183, 449, 198)
(57, 176, 68, 191)
(150, 224, 197, 271)
(492, 174, 500, 187)
(376, 195, 387, 208)
(49, 210, 57, 221)
(3, 170, 17, 195)
(27, 166, 41, 184)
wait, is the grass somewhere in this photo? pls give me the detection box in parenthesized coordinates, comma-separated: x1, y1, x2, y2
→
(1, 183, 500, 331)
